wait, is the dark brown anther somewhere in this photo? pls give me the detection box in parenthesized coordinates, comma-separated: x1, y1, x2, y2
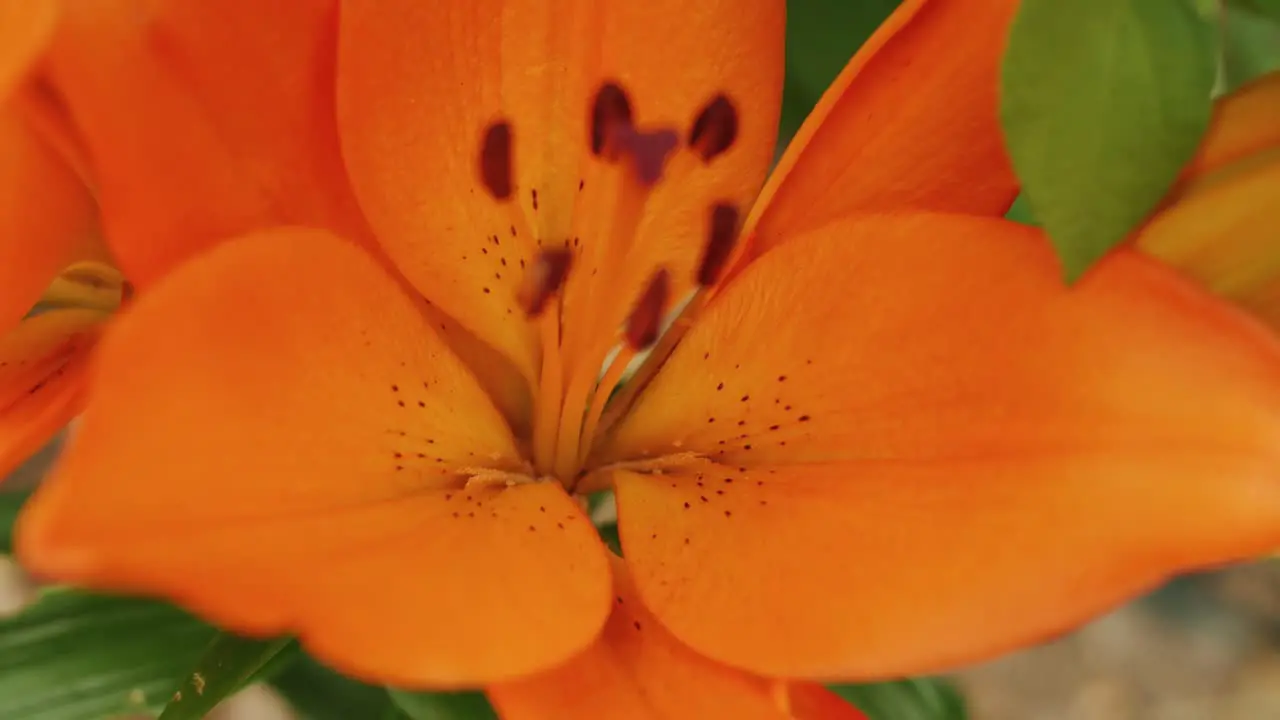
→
(697, 203, 740, 286)
(479, 121, 514, 200)
(625, 268, 670, 350)
(689, 95, 738, 162)
(590, 82, 634, 157)
(518, 249, 573, 316)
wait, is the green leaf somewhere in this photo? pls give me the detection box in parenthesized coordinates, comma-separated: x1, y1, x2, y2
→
(158, 632, 295, 719)
(1234, 0, 1280, 23)
(270, 656, 402, 720)
(829, 678, 968, 720)
(0, 590, 216, 720)
(1222, 3, 1280, 90)
(0, 489, 30, 554)
(390, 689, 499, 720)
(1000, 0, 1216, 279)
(1005, 194, 1039, 226)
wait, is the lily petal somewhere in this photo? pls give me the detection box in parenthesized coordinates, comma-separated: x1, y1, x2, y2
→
(1177, 71, 1280, 191)
(16, 228, 611, 687)
(337, 0, 784, 381)
(738, 0, 1019, 268)
(1139, 148, 1280, 326)
(488, 556, 798, 720)
(606, 212, 1280, 678)
(0, 0, 57, 100)
(0, 309, 101, 480)
(44, 0, 370, 287)
(0, 108, 97, 334)
(788, 684, 871, 720)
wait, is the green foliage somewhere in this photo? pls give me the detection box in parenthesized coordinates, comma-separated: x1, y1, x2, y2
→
(270, 656, 404, 720)
(830, 678, 968, 720)
(0, 590, 215, 720)
(0, 489, 29, 554)
(390, 689, 499, 720)
(1221, 1, 1280, 89)
(1233, 0, 1280, 23)
(1001, 0, 1216, 279)
(779, 0, 903, 150)
(157, 634, 296, 719)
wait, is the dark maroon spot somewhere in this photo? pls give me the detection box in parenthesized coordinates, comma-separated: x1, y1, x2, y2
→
(625, 268, 670, 350)
(590, 82, 634, 156)
(518, 248, 574, 316)
(697, 204, 740, 286)
(616, 127, 679, 185)
(479, 121, 514, 200)
(688, 94, 738, 162)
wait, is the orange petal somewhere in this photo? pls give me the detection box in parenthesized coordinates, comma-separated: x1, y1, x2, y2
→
(45, 0, 371, 287)
(1139, 147, 1280, 326)
(0, 0, 57, 100)
(603, 212, 1280, 678)
(1177, 71, 1280, 191)
(489, 556, 793, 720)
(0, 108, 98, 334)
(788, 684, 870, 720)
(16, 228, 611, 687)
(737, 0, 1019, 268)
(0, 309, 101, 480)
(337, 0, 784, 381)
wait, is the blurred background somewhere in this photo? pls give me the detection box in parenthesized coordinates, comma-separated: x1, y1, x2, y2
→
(4, 1, 1280, 718)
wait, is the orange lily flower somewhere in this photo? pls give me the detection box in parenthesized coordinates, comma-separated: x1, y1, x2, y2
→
(0, 0, 402, 477)
(16, 0, 1280, 716)
(1138, 71, 1280, 326)
(0, 0, 119, 480)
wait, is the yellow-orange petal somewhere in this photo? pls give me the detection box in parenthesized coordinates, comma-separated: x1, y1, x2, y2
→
(604, 212, 1280, 678)
(0, 108, 98, 335)
(1139, 147, 1280, 327)
(736, 0, 1019, 270)
(1177, 71, 1280, 191)
(0, 0, 57, 100)
(0, 309, 101, 480)
(488, 556, 794, 720)
(44, 0, 371, 288)
(337, 0, 784, 382)
(16, 228, 611, 687)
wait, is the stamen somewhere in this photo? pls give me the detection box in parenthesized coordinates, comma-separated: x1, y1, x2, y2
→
(523, 249, 573, 475)
(590, 82, 634, 158)
(624, 268, 670, 351)
(571, 268, 671, 473)
(517, 248, 573, 316)
(688, 95, 739, 162)
(532, 296, 565, 477)
(586, 202, 741, 461)
(479, 120, 515, 200)
(696, 204, 741, 286)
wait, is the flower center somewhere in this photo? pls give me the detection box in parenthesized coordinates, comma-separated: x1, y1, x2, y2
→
(477, 81, 743, 487)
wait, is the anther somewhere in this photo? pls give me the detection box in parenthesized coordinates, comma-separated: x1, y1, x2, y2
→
(697, 203, 740, 286)
(518, 249, 573, 316)
(689, 95, 738, 162)
(479, 121, 514, 200)
(591, 82, 634, 157)
(625, 269, 671, 350)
